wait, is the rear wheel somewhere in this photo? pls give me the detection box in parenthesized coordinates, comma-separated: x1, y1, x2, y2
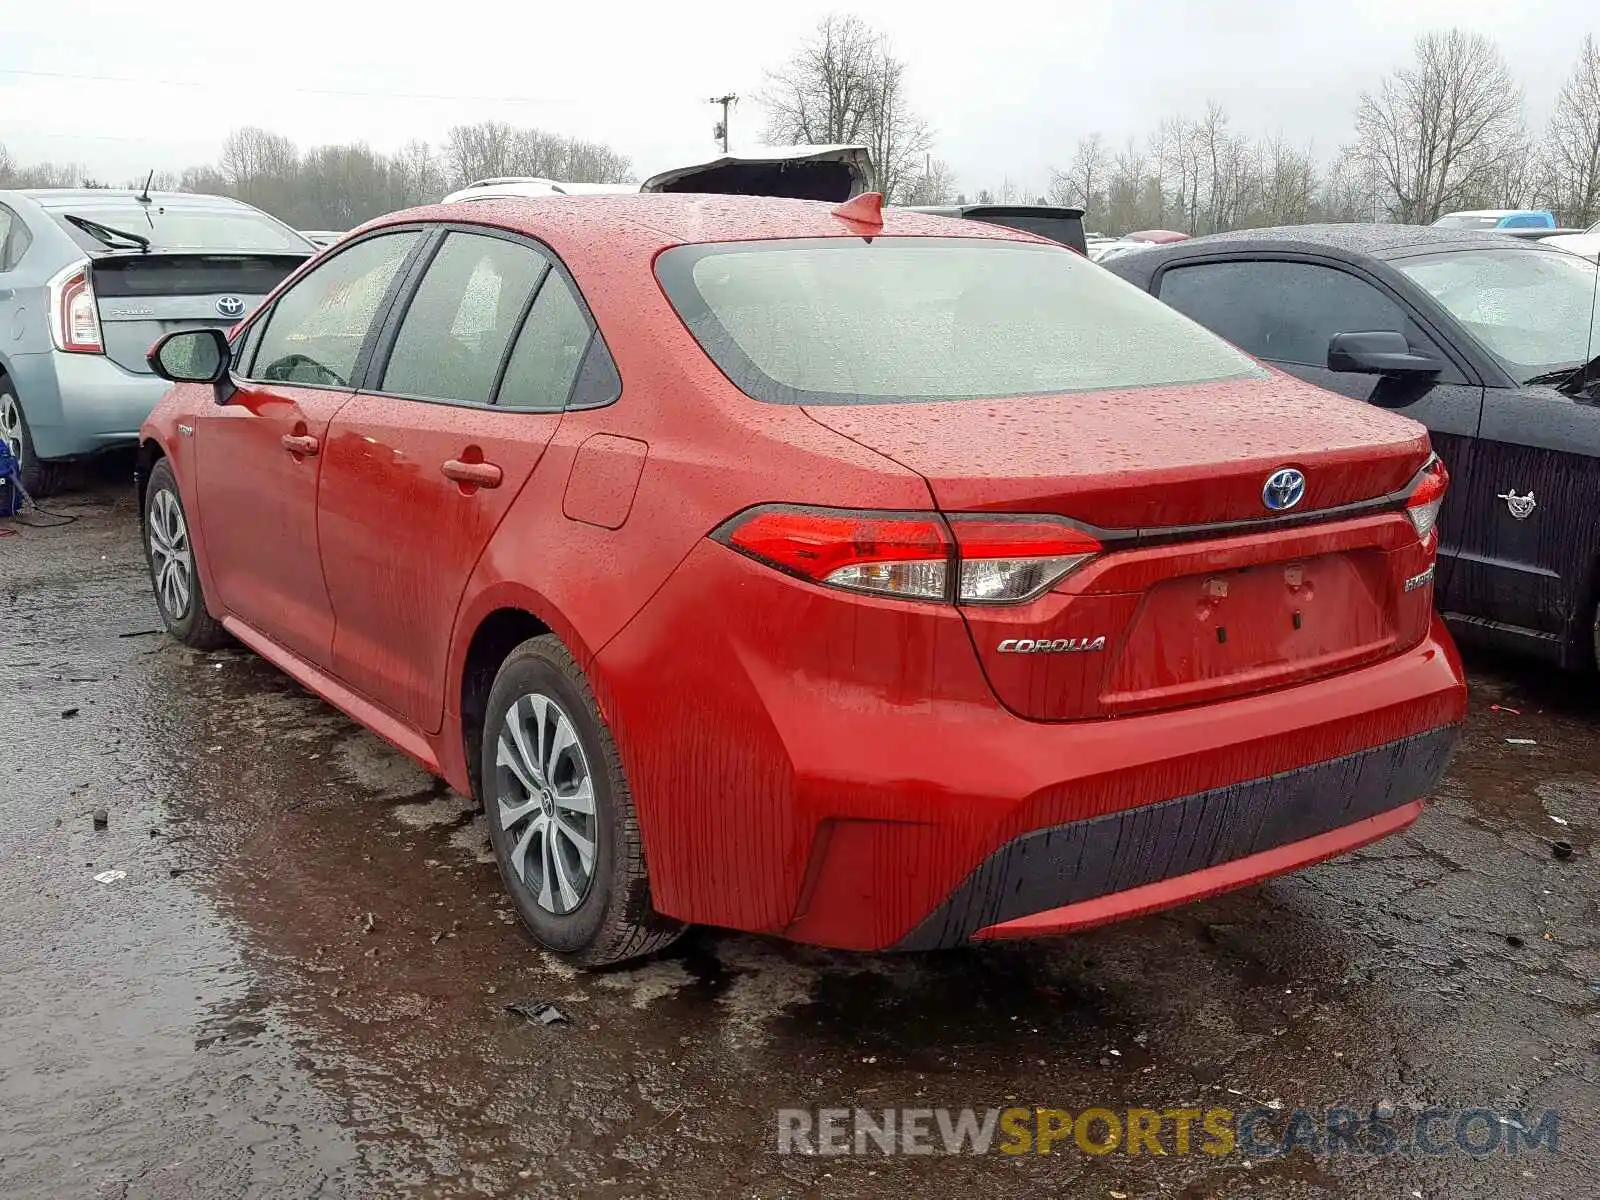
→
(482, 635, 683, 967)
(0, 383, 63, 498)
(143, 459, 229, 649)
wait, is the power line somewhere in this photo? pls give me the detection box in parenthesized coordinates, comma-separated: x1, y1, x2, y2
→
(0, 67, 582, 106)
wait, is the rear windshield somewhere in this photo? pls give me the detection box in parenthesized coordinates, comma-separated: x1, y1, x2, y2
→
(656, 237, 1263, 405)
(1431, 214, 1503, 230)
(965, 213, 1086, 253)
(48, 201, 310, 253)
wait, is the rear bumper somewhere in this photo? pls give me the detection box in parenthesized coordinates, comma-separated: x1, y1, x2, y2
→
(598, 538, 1469, 950)
(5, 349, 168, 460)
(970, 801, 1423, 941)
(897, 726, 1454, 948)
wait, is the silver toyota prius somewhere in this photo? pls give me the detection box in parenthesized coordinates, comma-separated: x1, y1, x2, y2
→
(0, 188, 313, 495)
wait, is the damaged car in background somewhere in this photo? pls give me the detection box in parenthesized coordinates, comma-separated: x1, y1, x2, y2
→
(0, 188, 315, 495)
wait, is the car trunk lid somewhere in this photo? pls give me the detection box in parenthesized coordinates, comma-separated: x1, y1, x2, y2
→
(88, 253, 307, 374)
(640, 145, 872, 202)
(803, 375, 1438, 719)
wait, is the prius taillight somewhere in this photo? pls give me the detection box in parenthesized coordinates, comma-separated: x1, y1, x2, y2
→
(714, 507, 1101, 604)
(47, 264, 103, 355)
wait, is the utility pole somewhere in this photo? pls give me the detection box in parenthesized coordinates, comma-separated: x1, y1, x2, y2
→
(708, 94, 737, 154)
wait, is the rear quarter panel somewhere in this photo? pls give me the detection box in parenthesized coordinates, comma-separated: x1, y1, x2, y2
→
(440, 230, 934, 793)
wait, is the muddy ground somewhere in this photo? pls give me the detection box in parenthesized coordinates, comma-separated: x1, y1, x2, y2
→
(1, 479, 1596, 1199)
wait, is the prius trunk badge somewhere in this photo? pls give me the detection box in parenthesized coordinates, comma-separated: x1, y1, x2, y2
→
(1497, 489, 1536, 520)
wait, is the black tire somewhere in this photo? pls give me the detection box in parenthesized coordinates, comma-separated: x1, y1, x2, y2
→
(142, 459, 229, 649)
(0, 380, 64, 498)
(482, 635, 683, 967)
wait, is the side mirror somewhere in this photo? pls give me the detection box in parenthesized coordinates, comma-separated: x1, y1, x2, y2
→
(1327, 330, 1443, 377)
(148, 328, 230, 384)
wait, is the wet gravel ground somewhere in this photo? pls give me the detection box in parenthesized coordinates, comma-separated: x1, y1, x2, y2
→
(2, 480, 1596, 1199)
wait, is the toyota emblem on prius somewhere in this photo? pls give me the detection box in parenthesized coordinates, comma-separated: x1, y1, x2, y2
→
(1262, 467, 1306, 512)
(216, 295, 246, 319)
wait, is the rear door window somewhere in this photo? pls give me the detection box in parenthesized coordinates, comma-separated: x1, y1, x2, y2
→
(247, 231, 419, 387)
(380, 232, 548, 404)
(1157, 260, 1413, 367)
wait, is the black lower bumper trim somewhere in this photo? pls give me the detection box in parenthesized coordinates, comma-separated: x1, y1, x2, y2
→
(895, 725, 1459, 950)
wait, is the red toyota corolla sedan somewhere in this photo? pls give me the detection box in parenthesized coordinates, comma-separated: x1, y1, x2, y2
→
(138, 193, 1467, 966)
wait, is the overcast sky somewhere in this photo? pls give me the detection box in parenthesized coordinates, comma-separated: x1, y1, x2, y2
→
(1, 0, 1594, 195)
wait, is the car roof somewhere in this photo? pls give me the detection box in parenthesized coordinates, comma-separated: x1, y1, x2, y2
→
(366, 193, 1053, 254)
(20, 189, 251, 209)
(1131, 223, 1548, 259)
(906, 204, 1085, 219)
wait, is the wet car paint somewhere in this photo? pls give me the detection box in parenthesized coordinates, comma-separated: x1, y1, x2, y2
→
(1, 485, 1596, 1198)
(143, 196, 1467, 952)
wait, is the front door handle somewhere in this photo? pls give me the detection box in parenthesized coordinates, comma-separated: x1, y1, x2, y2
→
(442, 459, 503, 489)
(281, 433, 320, 456)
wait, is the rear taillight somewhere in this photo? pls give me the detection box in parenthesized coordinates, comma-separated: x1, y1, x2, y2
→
(947, 516, 1102, 604)
(1405, 457, 1449, 547)
(714, 507, 1101, 605)
(47, 264, 103, 354)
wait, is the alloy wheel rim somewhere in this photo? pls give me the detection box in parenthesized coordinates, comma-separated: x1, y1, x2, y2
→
(147, 489, 194, 620)
(495, 692, 598, 915)
(0, 392, 22, 463)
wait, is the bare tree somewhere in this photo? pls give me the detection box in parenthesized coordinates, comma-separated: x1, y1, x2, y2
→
(1047, 133, 1108, 216)
(900, 157, 958, 205)
(1541, 35, 1600, 224)
(555, 137, 633, 185)
(5, 160, 84, 188)
(0, 141, 13, 184)
(1105, 139, 1160, 233)
(392, 140, 445, 207)
(178, 165, 230, 196)
(1354, 29, 1525, 223)
(1255, 135, 1318, 226)
(442, 121, 631, 189)
(761, 14, 931, 196)
(1316, 146, 1382, 221)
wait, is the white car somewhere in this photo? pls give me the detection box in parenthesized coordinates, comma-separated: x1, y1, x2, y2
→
(442, 145, 874, 205)
(1541, 220, 1600, 262)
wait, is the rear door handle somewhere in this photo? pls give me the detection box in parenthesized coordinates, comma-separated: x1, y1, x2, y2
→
(281, 433, 320, 456)
(442, 459, 503, 489)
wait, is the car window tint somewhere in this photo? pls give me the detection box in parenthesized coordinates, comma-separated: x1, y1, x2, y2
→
(233, 319, 263, 376)
(1157, 260, 1410, 367)
(251, 232, 418, 387)
(496, 270, 595, 411)
(566, 335, 622, 409)
(0, 205, 27, 270)
(381, 232, 548, 405)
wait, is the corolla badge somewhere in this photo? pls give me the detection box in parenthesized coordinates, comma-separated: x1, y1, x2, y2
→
(216, 295, 246, 319)
(1262, 467, 1307, 512)
(997, 637, 1107, 654)
(1497, 488, 1536, 520)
